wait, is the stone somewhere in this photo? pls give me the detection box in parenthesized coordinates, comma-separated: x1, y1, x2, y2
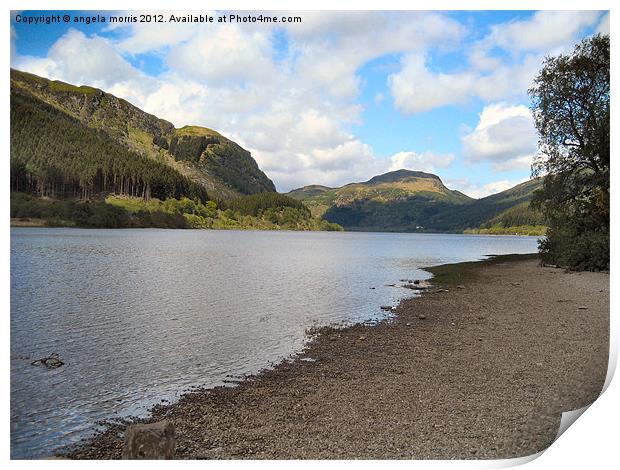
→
(380, 305, 393, 311)
(457, 285, 465, 289)
(418, 314, 426, 320)
(122, 420, 175, 460)
(413, 280, 420, 285)
(31, 353, 64, 369)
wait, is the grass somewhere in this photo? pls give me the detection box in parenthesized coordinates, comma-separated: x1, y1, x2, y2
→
(48, 80, 99, 95)
(128, 126, 160, 156)
(425, 253, 540, 286)
(464, 225, 548, 236)
(175, 126, 221, 137)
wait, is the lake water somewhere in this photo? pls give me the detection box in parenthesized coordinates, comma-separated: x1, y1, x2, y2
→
(10, 228, 539, 458)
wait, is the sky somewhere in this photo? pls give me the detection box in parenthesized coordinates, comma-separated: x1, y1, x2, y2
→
(10, 10, 610, 197)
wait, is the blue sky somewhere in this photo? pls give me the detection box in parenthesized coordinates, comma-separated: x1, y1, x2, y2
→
(10, 10, 609, 196)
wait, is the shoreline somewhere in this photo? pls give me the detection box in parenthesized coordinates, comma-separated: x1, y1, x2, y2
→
(59, 254, 608, 460)
(11, 222, 542, 237)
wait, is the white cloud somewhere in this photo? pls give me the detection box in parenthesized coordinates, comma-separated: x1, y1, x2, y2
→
(388, 11, 605, 114)
(389, 53, 543, 115)
(389, 54, 475, 114)
(485, 11, 602, 53)
(447, 177, 528, 199)
(388, 151, 455, 173)
(12, 29, 149, 97)
(461, 103, 537, 172)
(166, 26, 277, 85)
(106, 11, 203, 54)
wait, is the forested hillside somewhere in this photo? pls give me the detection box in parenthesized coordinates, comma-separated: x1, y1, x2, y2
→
(11, 91, 208, 202)
(288, 171, 544, 233)
(10, 69, 275, 201)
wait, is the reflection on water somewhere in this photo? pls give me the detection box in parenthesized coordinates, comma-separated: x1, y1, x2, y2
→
(10, 228, 538, 458)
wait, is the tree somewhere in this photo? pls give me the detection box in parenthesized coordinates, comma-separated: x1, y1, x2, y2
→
(529, 34, 609, 270)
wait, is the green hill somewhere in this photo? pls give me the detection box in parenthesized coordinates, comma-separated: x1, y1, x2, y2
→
(288, 171, 545, 233)
(10, 69, 275, 201)
(10, 69, 342, 231)
(288, 169, 472, 229)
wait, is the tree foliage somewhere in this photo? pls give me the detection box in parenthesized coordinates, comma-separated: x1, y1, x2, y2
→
(529, 34, 609, 270)
(10, 91, 209, 202)
(226, 192, 310, 217)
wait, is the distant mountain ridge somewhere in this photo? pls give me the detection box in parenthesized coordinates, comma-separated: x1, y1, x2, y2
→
(288, 170, 544, 233)
(10, 69, 275, 201)
(288, 169, 472, 221)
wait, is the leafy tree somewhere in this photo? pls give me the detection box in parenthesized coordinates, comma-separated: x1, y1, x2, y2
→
(226, 193, 310, 217)
(529, 34, 609, 270)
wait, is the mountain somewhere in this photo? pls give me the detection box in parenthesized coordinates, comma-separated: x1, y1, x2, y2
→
(288, 170, 472, 224)
(288, 171, 544, 233)
(10, 69, 275, 201)
(426, 178, 545, 232)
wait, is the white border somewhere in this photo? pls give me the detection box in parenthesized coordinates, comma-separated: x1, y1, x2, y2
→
(3, 1, 616, 468)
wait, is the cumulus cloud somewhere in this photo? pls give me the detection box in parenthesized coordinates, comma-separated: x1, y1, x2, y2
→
(447, 177, 528, 199)
(388, 54, 475, 114)
(388, 151, 455, 173)
(389, 53, 543, 115)
(388, 11, 605, 114)
(484, 10, 602, 53)
(461, 103, 537, 172)
(167, 26, 277, 85)
(14, 29, 141, 88)
(106, 11, 203, 54)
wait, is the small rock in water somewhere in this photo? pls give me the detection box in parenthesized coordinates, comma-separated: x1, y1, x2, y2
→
(358, 335, 366, 341)
(578, 306, 588, 310)
(380, 305, 393, 311)
(457, 285, 465, 289)
(369, 287, 375, 290)
(413, 280, 420, 285)
(31, 353, 64, 369)
(418, 314, 426, 320)
(405, 322, 412, 326)
(122, 420, 175, 460)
